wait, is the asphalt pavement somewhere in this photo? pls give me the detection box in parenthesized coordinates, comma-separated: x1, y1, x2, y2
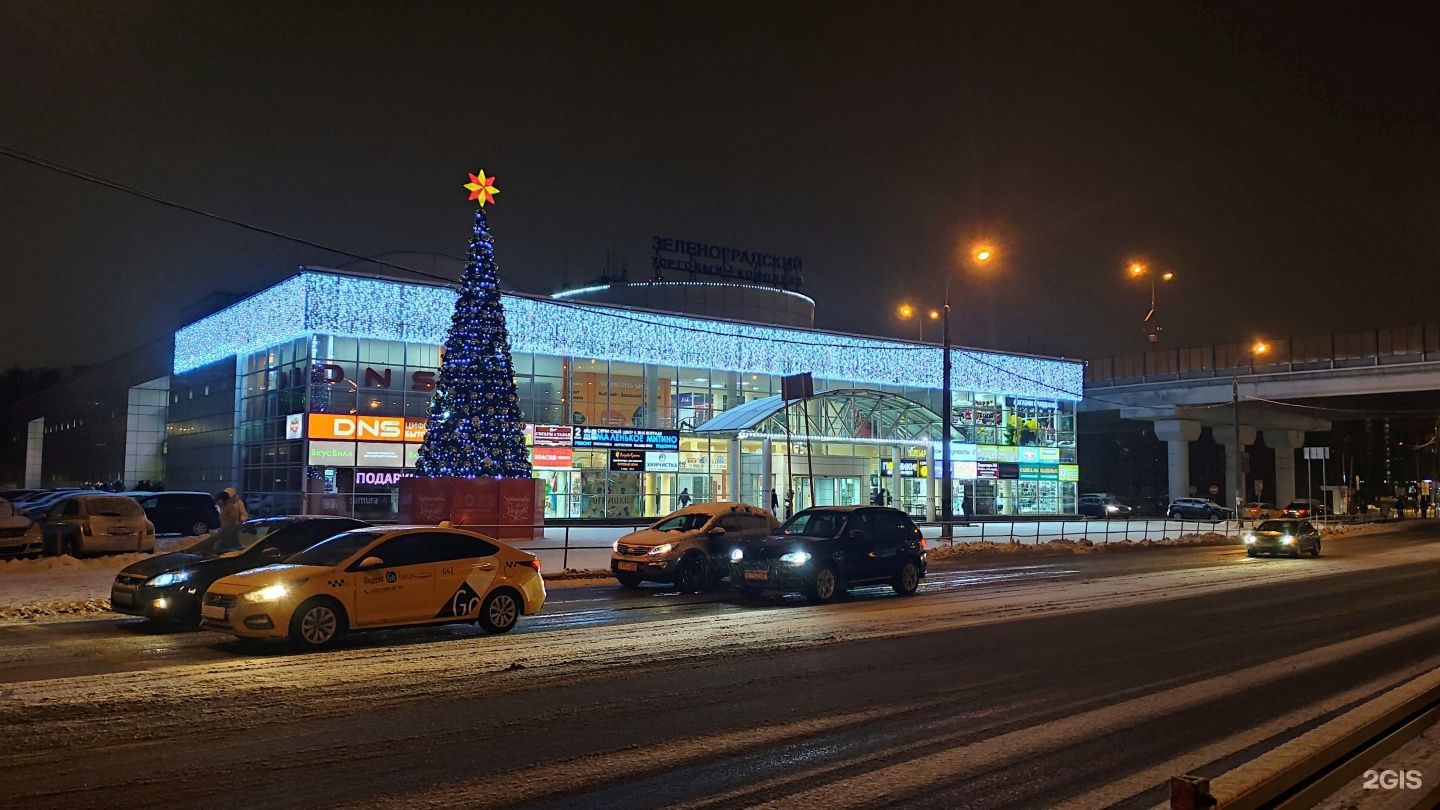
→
(2, 527, 1439, 809)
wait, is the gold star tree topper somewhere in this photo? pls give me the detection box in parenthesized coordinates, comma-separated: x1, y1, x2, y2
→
(464, 171, 499, 207)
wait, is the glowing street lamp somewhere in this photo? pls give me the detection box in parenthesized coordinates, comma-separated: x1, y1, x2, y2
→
(1128, 262, 1177, 343)
(1232, 338, 1272, 528)
(941, 243, 998, 534)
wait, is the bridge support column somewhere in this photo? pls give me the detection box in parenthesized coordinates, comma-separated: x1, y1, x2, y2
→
(1213, 425, 1258, 512)
(1264, 429, 1304, 506)
(1153, 419, 1202, 504)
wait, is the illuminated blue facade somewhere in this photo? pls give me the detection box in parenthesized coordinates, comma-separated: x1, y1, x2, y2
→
(168, 269, 1085, 519)
(175, 271, 1084, 402)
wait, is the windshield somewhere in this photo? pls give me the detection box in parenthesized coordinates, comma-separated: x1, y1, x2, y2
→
(651, 513, 711, 533)
(85, 497, 143, 517)
(780, 511, 846, 538)
(287, 531, 381, 568)
(188, 521, 286, 556)
(1256, 520, 1300, 533)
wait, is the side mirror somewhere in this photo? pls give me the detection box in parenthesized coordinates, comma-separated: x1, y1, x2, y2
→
(260, 547, 283, 560)
(708, 526, 726, 535)
(358, 556, 385, 570)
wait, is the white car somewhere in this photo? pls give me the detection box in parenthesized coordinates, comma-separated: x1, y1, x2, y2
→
(0, 498, 44, 559)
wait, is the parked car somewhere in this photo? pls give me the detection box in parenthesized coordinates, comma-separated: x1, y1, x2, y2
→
(123, 491, 221, 536)
(201, 526, 546, 649)
(0, 497, 44, 559)
(1167, 498, 1232, 521)
(610, 502, 780, 591)
(1244, 519, 1322, 558)
(14, 488, 97, 519)
(1242, 502, 1283, 520)
(111, 516, 368, 624)
(728, 505, 926, 604)
(39, 493, 155, 556)
(1281, 499, 1329, 519)
(0, 488, 43, 503)
(1078, 495, 1132, 518)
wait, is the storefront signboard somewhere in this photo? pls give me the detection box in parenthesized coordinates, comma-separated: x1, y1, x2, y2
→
(1019, 447, 1040, 463)
(907, 445, 929, 459)
(976, 445, 1001, 462)
(531, 424, 574, 447)
(356, 471, 412, 486)
(308, 440, 357, 466)
(1039, 464, 1059, 480)
(573, 426, 680, 451)
(404, 444, 423, 468)
(1039, 447, 1061, 463)
(645, 451, 679, 472)
(609, 449, 646, 471)
(357, 443, 405, 468)
(975, 461, 1000, 479)
(1058, 464, 1080, 482)
(996, 446, 1021, 463)
(532, 447, 574, 469)
(679, 451, 710, 471)
(881, 459, 927, 478)
(309, 414, 428, 443)
(955, 460, 979, 479)
(950, 443, 978, 462)
(998, 462, 1021, 479)
(285, 414, 304, 441)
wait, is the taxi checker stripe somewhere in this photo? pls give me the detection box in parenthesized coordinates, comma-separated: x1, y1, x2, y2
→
(328, 579, 346, 588)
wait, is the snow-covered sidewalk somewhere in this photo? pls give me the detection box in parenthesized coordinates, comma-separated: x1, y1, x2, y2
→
(0, 535, 200, 621)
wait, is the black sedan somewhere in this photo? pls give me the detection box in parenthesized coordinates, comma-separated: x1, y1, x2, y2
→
(729, 505, 926, 604)
(110, 516, 367, 624)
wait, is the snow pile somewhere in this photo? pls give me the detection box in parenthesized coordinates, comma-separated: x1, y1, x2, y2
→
(929, 531, 1236, 560)
(0, 535, 203, 621)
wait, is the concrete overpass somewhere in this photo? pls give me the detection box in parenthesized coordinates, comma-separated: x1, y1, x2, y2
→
(1082, 324, 1440, 505)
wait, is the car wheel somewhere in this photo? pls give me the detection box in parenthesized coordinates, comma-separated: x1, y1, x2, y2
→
(61, 534, 81, 558)
(190, 521, 210, 536)
(674, 555, 709, 594)
(736, 586, 764, 599)
(806, 566, 839, 604)
(892, 560, 921, 596)
(288, 597, 345, 649)
(1289, 545, 1302, 559)
(1311, 540, 1321, 558)
(1246, 549, 1258, 558)
(479, 589, 521, 634)
(1169, 511, 1181, 520)
(615, 573, 643, 589)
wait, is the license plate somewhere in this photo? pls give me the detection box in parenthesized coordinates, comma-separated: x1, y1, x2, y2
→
(617, 562, 637, 571)
(202, 604, 228, 620)
(744, 570, 768, 581)
(111, 591, 132, 605)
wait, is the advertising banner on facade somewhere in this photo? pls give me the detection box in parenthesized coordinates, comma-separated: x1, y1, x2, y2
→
(308, 440, 357, 466)
(357, 443, 405, 468)
(644, 451, 679, 472)
(309, 414, 428, 443)
(568, 372, 673, 428)
(531, 447, 574, 469)
(573, 426, 680, 451)
(285, 414, 304, 441)
(975, 461, 999, 479)
(531, 424, 574, 447)
(610, 449, 646, 471)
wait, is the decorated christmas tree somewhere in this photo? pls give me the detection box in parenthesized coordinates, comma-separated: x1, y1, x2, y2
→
(414, 171, 532, 479)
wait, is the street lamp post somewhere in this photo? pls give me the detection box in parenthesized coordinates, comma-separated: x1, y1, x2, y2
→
(941, 246, 992, 537)
(1129, 263, 1175, 344)
(1233, 341, 1269, 528)
(897, 304, 941, 342)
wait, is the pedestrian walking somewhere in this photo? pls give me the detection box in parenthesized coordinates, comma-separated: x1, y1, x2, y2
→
(770, 488, 779, 512)
(785, 489, 795, 518)
(217, 487, 249, 530)
(677, 488, 691, 508)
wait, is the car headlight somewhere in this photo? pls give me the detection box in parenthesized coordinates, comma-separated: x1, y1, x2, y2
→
(729, 547, 745, 562)
(612, 540, 620, 552)
(242, 583, 291, 603)
(1244, 534, 1255, 544)
(146, 571, 190, 588)
(779, 551, 811, 565)
(648, 543, 674, 556)
(1281, 535, 1295, 544)
(1105, 504, 1119, 513)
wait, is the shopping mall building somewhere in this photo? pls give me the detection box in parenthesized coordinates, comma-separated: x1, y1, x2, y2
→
(15, 263, 1085, 521)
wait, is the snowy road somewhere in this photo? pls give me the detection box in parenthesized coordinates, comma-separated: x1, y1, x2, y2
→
(2, 528, 1440, 808)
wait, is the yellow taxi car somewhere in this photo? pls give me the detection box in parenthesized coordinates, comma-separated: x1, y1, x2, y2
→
(200, 525, 545, 649)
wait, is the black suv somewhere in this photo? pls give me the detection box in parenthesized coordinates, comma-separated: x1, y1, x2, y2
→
(111, 516, 367, 624)
(729, 506, 927, 604)
(128, 491, 222, 536)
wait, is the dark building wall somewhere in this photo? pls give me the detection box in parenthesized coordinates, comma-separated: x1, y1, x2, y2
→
(165, 357, 239, 495)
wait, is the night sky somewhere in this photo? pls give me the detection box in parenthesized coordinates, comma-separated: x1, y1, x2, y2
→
(3, 2, 1438, 369)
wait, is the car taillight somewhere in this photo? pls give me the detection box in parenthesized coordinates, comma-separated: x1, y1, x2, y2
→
(920, 538, 927, 550)
(82, 523, 92, 536)
(528, 559, 541, 572)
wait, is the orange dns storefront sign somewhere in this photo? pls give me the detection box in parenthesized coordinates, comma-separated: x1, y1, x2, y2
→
(309, 414, 428, 442)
